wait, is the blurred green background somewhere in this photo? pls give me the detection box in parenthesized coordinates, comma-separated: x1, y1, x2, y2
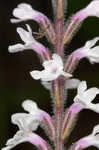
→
(0, 0, 99, 150)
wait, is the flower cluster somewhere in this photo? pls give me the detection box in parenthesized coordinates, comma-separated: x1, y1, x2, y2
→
(2, 0, 99, 150)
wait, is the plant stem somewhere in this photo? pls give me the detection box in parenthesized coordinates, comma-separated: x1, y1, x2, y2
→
(52, 1, 65, 150)
(54, 0, 64, 57)
(52, 79, 64, 150)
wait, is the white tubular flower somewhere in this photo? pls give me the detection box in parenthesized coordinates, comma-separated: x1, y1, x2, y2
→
(30, 53, 72, 81)
(2, 130, 31, 150)
(10, 3, 41, 23)
(74, 81, 99, 113)
(72, 0, 99, 21)
(22, 100, 55, 139)
(2, 130, 48, 150)
(75, 125, 99, 150)
(83, 0, 99, 18)
(10, 3, 56, 44)
(73, 37, 99, 64)
(8, 24, 48, 56)
(2, 100, 51, 150)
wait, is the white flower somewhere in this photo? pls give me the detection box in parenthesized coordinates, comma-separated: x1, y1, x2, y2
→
(2, 100, 50, 150)
(10, 3, 56, 45)
(2, 130, 48, 150)
(10, 3, 40, 23)
(75, 124, 99, 149)
(73, 37, 99, 64)
(73, 0, 99, 21)
(12, 100, 43, 132)
(8, 24, 47, 55)
(2, 130, 31, 150)
(8, 24, 35, 53)
(30, 53, 72, 81)
(81, 0, 99, 19)
(74, 81, 99, 113)
(12, 113, 39, 131)
(1, 112, 40, 150)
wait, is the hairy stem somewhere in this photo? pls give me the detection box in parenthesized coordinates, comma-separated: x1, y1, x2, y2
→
(54, 0, 64, 57)
(52, 79, 64, 150)
(52, 0, 65, 150)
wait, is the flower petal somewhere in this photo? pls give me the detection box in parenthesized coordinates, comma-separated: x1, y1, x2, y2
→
(10, 18, 21, 23)
(84, 0, 99, 18)
(2, 130, 29, 150)
(41, 81, 51, 90)
(30, 69, 58, 81)
(17, 25, 34, 44)
(2, 131, 49, 150)
(30, 70, 42, 80)
(43, 54, 63, 71)
(92, 124, 99, 135)
(77, 81, 87, 95)
(8, 44, 24, 53)
(22, 100, 38, 114)
(85, 37, 99, 48)
(86, 46, 99, 63)
(87, 103, 99, 113)
(73, 0, 99, 21)
(66, 78, 80, 89)
(84, 88, 99, 103)
(12, 3, 35, 21)
(52, 53, 63, 66)
(61, 71, 72, 78)
(11, 113, 39, 131)
(40, 71, 57, 81)
(72, 37, 99, 64)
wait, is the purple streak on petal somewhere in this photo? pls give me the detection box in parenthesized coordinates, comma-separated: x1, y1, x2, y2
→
(72, 10, 87, 21)
(32, 43, 50, 60)
(32, 43, 47, 54)
(28, 133, 47, 150)
(31, 13, 42, 23)
(69, 103, 84, 114)
(75, 138, 91, 150)
(72, 48, 86, 61)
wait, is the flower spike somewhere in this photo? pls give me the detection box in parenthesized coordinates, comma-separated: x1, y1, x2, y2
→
(11, 3, 55, 44)
(8, 24, 50, 60)
(30, 53, 72, 81)
(72, 37, 99, 64)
